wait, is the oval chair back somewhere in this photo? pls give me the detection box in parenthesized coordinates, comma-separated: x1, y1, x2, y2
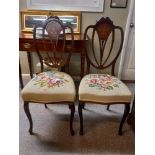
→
(33, 16, 74, 73)
(84, 17, 124, 76)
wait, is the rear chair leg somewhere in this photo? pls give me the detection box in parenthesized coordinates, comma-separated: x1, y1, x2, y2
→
(45, 104, 48, 109)
(82, 103, 85, 109)
(69, 104, 75, 136)
(107, 105, 110, 110)
(24, 101, 33, 135)
(118, 104, 130, 135)
(78, 101, 84, 135)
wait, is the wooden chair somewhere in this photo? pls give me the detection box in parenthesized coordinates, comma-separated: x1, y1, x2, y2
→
(21, 17, 76, 136)
(78, 17, 132, 136)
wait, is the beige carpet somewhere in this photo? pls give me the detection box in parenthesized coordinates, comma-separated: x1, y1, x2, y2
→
(19, 82, 135, 155)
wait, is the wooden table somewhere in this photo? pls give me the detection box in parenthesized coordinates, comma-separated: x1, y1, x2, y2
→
(19, 33, 86, 89)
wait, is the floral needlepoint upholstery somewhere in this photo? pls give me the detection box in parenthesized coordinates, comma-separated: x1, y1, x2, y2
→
(21, 71, 76, 103)
(79, 74, 132, 103)
(85, 74, 121, 90)
(33, 72, 68, 88)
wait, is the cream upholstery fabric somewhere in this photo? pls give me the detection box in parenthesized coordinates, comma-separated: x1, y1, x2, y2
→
(79, 74, 132, 103)
(21, 71, 76, 103)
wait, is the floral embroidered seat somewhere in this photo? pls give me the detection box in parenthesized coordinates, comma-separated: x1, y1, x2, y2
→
(21, 71, 76, 103)
(79, 74, 132, 103)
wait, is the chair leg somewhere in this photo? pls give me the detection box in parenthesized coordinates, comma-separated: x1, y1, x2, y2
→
(69, 104, 75, 136)
(118, 104, 130, 136)
(24, 101, 33, 135)
(82, 103, 85, 109)
(107, 105, 110, 110)
(78, 101, 84, 135)
(45, 104, 48, 109)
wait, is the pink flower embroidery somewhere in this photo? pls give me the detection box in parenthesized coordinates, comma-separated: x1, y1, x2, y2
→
(33, 71, 68, 88)
(86, 74, 120, 91)
(90, 78, 99, 84)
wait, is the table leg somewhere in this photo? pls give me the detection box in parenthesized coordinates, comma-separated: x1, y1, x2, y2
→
(81, 51, 85, 78)
(19, 60, 24, 89)
(27, 52, 33, 78)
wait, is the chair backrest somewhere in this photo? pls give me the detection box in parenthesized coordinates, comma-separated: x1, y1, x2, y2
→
(33, 16, 74, 73)
(84, 17, 124, 76)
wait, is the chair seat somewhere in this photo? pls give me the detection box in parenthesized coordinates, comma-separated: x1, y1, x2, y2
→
(79, 74, 132, 103)
(21, 71, 76, 103)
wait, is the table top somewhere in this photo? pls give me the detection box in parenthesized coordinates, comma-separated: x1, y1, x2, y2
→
(19, 32, 85, 40)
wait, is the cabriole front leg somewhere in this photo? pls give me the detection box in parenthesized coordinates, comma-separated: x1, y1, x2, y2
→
(118, 104, 130, 136)
(24, 101, 33, 135)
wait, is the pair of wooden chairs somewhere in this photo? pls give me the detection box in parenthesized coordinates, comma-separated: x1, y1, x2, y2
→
(21, 17, 132, 136)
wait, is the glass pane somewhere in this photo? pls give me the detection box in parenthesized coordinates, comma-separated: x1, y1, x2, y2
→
(59, 16, 78, 33)
(24, 15, 48, 28)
